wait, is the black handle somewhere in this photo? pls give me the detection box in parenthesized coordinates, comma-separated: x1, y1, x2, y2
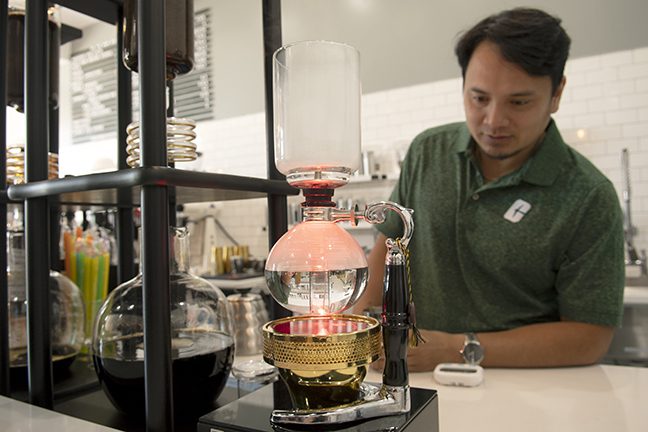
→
(381, 263, 409, 387)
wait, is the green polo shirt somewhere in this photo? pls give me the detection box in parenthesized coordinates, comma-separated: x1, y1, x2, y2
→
(378, 120, 625, 332)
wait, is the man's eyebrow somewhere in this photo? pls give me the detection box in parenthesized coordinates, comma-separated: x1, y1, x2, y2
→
(468, 87, 536, 97)
(509, 91, 536, 97)
(468, 87, 488, 95)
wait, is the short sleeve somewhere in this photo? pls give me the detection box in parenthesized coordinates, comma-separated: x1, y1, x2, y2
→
(556, 181, 625, 327)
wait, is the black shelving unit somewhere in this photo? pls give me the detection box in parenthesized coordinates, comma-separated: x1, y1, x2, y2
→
(1, 0, 294, 431)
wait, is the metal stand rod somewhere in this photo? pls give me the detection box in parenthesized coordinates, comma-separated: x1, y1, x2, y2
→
(138, 0, 173, 430)
(167, 80, 177, 227)
(0, 1, 10, 396)
(0, 198, 7, 396)
(115, 3, 135, 284)
(141, 187, 171, 431)
(25, 0, 53, 408)
(262, 0, 290, 320)
(262, 0, 282, 185)
(0, 0, 9, 397)
(49, 106, 61, 271)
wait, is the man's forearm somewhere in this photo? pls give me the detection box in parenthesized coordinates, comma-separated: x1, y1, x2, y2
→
(476, 320, 614, 368)
(397, 320, 615, 372)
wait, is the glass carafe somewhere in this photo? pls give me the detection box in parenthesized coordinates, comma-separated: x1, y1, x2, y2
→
(122, 0, 194, 81)
(6, 1, 60, 112)
(6, 228, 84, 378)
(92, 227, 235, 418)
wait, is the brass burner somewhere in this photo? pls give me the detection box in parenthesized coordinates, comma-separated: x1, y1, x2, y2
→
(262, 314, 381, 410)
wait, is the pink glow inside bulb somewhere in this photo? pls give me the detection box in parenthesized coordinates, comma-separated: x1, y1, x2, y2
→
(265, 220, 368, 315)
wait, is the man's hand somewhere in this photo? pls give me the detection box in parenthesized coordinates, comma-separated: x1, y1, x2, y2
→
(371, 330, 464, 372)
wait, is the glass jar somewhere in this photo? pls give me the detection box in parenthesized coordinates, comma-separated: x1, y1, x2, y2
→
(6, 1, 60, 112)
(122, 0, 195, 80)
(92, 227, 235, 418)
(273, 41, 361, 188)
(6, 228, 84, 378)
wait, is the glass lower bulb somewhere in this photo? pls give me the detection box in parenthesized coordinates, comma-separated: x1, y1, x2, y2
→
(265, 220, 368, 315)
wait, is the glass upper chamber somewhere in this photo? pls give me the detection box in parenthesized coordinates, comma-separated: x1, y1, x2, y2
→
(273, 41, 361, 188)
(92, 227, 234, 418)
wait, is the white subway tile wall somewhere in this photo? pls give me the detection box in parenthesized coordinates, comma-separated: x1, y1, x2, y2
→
(186, 47, 648, 263)
(181, 114, 269, 258)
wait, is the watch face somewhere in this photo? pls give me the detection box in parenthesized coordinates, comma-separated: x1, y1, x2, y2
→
(463, 342, 484, 365)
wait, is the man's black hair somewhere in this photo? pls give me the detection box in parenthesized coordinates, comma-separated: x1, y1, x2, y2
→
(455, 8, 571, 93)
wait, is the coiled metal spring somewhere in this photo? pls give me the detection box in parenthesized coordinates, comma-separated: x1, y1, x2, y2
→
(6, 144, 59, 184)
(125, 117, 197, 168)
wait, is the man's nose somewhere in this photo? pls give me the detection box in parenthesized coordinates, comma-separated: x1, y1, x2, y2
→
(483, 103, 509, 128)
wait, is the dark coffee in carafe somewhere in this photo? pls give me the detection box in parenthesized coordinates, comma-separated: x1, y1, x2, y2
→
(122, 0, 195, 80)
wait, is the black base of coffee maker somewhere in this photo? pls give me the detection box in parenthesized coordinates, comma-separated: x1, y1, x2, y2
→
(197, 381, 439, 432)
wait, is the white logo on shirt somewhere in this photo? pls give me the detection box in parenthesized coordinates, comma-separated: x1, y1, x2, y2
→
(504, 199, 532, 223)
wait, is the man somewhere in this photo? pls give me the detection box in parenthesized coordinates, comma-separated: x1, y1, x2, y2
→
(355, 8, 625, 372)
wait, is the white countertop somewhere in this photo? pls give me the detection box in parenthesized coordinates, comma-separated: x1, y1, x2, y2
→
(206, 275, 267, 291)
(230, 354, 648, 432)
(365, 364, 648, 432)
(3, 359, 646, 431)
(0, 396, 120, 432)
(624, 286, 648, 305)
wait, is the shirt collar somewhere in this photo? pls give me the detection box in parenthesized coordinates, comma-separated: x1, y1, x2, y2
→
(455, 119, 569, 187)
(454, 124, 472, 154)
(521, 119, 570, 186)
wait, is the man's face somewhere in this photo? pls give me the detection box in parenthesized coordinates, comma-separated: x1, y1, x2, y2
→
(463, 41, 564, 165)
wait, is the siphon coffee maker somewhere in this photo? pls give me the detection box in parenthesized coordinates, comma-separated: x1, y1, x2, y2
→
(199, 40, 438, 431)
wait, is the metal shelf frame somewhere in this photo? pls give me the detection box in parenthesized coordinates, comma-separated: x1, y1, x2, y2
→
(7, 167, 297, 205)
(0, 0, 288, 430)
(0, 0, 9, 399)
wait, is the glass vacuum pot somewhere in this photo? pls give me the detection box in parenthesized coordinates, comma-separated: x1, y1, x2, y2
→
(92, 227, 235, 418)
